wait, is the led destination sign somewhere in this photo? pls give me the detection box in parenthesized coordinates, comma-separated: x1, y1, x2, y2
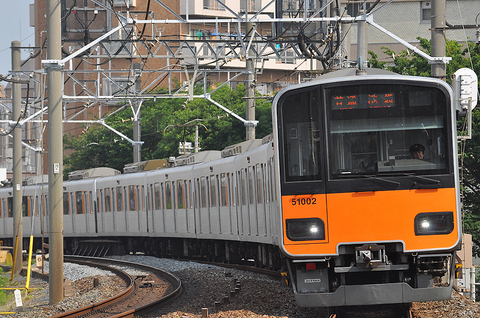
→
(331, 92, 395, 110)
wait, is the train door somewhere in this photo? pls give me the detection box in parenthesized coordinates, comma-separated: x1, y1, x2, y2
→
(123, 187, 129, 232)
(256, 163, 267, 238)
(219, 172, 233, 235)
(5, 198, 13, 236)
(237, 170, 245, 236)
(114, 186, 126, 233)
(276, 87, 328, 250)
(195, 178, 202, 234)
(175, 180, 187, 234)
(209, 175, 220, 235)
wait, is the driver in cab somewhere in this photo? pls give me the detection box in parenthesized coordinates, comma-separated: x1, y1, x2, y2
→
(410, 144, 425, 159)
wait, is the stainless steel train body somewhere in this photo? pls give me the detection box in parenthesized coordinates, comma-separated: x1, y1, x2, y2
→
(0, 68, 461, 308)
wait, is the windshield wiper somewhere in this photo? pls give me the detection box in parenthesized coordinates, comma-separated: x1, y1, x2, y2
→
(366, 176, 400, 187)
(408, 175, 441, 189)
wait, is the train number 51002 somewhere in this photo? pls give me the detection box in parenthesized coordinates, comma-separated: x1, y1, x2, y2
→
(291, 198, 316, 205)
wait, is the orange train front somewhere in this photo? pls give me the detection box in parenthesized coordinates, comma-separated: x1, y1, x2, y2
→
(272, 69, 461, 307)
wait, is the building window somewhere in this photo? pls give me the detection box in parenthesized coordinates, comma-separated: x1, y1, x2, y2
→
(421, 2, 431, 23)
(241, 0, 261, 12)
(203, 0, 225, 10)
(347, 2, 370, 17)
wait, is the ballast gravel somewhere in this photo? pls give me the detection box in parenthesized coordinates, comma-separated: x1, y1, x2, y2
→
(2, 255, 480, 318)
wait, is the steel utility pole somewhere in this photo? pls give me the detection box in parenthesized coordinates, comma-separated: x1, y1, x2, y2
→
(245, 21, 256, 141)
(46, 0, 64, 304)
(12, 41, 22, 275)
(133, 102, 141, 163)
(431, 0, 447, 80)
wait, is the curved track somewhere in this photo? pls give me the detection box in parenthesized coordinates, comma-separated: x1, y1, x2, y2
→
(50, 256, 182, 318)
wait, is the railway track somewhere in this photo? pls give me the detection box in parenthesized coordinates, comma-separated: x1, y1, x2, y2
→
(50, 256, 182, 318)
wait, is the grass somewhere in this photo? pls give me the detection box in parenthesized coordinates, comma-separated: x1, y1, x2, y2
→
(0, 268, 11, 307)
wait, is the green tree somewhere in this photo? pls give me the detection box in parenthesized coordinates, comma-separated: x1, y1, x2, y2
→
(64, 84, 272, 178)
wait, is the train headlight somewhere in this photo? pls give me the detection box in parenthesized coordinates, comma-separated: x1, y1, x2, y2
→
(286, 218, 325, 241)
(414, 212, 454, 236)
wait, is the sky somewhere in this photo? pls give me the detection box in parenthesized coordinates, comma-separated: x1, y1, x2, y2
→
(0, 0, 35, 77)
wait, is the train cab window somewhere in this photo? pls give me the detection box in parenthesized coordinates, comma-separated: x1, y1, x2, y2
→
(7, 198, 13, 218)
(326, 84, 449, 178)
(116, 186, 123, 212)
(105, 188, 112, 212)
(63, 193, 70, 215)
(154, 183, 161, 210)
(165, 182, 172, 210)
(279, 88, 321, 182)
(76, 191, 84, 214)
(177, 180, 185, 209)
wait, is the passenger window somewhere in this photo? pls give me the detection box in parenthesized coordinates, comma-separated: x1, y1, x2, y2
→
(105, 188, 112, 212)
(165, 182, 172, 209)
(116, 186, 123, 212)
(63, 193, 70, 215)
(177, 180, 185, 209)
(210, 175, 217, 207)
(7, 197, 13, 217)
(248, 167, 255, 205)
(200, 177, 207, 208)
(256, 164, 264, 204)
(22, 196, 29, 217)
(154, 183, 161, 210)
(240, 170, 247, 206)
(220, 173, 228, 207)
(129, 185, 136, 211)
(76, 191, 84, 214)
(99, 189, 104, 213)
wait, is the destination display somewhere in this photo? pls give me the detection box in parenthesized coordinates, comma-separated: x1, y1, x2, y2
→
(331, 92, 395, 110)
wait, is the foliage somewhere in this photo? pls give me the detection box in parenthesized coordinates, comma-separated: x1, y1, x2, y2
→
(370, 37, 480, 255)
(64, 84, 272, 178)
(368, 37, 475, 80)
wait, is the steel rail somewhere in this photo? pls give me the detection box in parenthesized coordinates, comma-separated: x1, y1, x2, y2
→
(54, 255, 182, 318)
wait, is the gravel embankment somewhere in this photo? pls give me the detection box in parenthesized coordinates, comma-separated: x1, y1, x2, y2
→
(2, 255, 480, 318)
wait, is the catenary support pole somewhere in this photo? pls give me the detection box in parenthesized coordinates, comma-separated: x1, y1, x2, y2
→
(245, 22, 256, 141)
(46, 0, 64, 304)
(133, 101, 141, 163)
(11, 41, 23, 275)
(431, 0, 447, 80)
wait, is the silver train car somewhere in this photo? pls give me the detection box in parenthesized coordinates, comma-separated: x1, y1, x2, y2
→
(0, 68, 462, 310)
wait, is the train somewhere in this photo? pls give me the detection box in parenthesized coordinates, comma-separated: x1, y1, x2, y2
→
(0, 67, 461, 309)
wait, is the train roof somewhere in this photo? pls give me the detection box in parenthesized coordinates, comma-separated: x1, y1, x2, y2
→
(316, 67, 396, 80)
(68, 167, 121, 181)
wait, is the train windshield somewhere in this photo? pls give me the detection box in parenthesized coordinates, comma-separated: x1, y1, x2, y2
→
(326, 83, 449, 179)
